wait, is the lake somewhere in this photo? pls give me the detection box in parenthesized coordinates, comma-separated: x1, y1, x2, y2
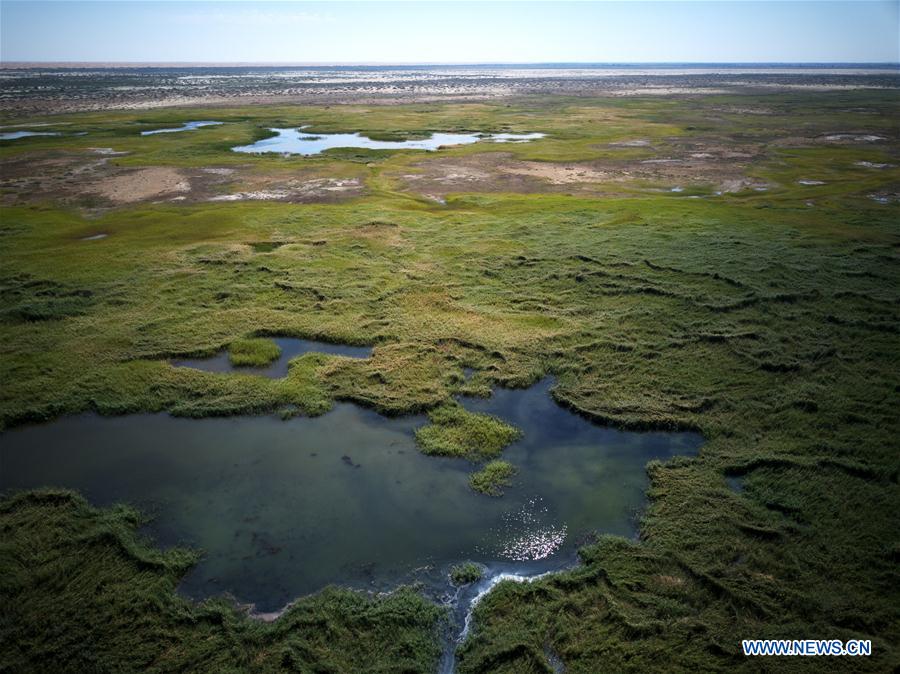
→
(232, 128, 545, 155)
(141, 121, 223, 135)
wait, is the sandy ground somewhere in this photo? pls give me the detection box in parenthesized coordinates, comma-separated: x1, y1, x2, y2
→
(0, 149, 367, 208)
(503, 162, 611, 184)
(83, 167, 190, 203)
(392, 137, 774, 198)
(211, 176, 364, 203)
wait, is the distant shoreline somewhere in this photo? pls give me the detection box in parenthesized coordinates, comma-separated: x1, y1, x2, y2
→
(2, 61, 899, 70)
(2, 63, 897, 116)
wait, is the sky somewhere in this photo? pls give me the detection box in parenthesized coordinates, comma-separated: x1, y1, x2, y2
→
(1, 1, 898, 64)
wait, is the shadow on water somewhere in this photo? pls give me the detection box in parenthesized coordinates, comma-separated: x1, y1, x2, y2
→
(0, 375, 702, 669)
(726, 475, 746, 493)
(170, 337, 372, 378)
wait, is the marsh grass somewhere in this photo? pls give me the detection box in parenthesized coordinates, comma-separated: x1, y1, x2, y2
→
(416, 403, 521, 461)
(1, 91, 899, 672)
(450, 562, 485, 586)
(469, 460, 517, 497)
(228, 337, 281, 366)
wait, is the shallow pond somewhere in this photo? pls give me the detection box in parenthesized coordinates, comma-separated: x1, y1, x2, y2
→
(0, 377, 701, 612)
(232, 128, 544, 156)
(488, 132, 545, 143)
(171, 337, 372, 378)
(0, 131, 62, 140)
(141, 121, 223, 136)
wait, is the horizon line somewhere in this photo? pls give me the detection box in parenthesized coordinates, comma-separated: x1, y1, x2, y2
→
(2, 60, 899, 67)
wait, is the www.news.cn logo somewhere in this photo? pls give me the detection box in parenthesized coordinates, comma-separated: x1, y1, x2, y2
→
(742, 639, 872, 656)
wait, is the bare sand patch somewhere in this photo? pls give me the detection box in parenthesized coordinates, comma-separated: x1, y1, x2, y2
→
(211, 177, 364, 203)
(609, 139, 652, 147)
(88, 147, 128, 156)
(503, 162, 611, 185)
(84, 167, 190, 203)
(210, 190, 290, 202)
(0, 148, 364, 208)
(395, 142, 766, 198)
(855, 161, 894, 169)
(718, 178, 771, 193)
(819, 133, 887, 143)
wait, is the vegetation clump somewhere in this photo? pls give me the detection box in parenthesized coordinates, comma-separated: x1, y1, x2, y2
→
(450, 562, 485, 586)
(415, 403, 521, 461)
(228, 337, 281, 367)
(469, 460, 517, 497)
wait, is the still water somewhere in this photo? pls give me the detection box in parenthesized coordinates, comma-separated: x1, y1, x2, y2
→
(232, 128, 545, 156)
(0, 377, 700, 612)
(0, 131, 61, 140)
(141, 121, 223, 135)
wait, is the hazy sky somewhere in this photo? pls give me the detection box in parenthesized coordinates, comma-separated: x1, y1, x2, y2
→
(1, 1, 898, 64)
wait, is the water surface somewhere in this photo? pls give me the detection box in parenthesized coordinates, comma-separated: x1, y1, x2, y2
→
(232, 128, 544, 155)
(489, 133, 545, 143)
(141, 121, 223, 135)
(0, 378, 701, 612)
(0, 131, 61, 140)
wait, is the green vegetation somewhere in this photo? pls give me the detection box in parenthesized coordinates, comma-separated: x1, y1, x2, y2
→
(0, 490, 444, 673)
(1, 92, 899, 671)
(450, 562, 485, 586)
(229, 337, 281, 366)
(416, 403, 521, 461)
(469, 460, 517, 496)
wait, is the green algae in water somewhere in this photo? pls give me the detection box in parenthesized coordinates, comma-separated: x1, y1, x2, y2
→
(0, 378, 701, 612)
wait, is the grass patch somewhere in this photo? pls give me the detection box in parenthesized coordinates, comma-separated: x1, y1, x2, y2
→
(469, 460, 517, 497)
(450, 562, 485, 586)
(228, 337, 281, 366)
(415, 403, 521, 461)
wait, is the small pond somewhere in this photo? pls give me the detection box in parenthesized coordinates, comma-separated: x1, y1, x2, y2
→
(488, 133, 545, 143)
(141, 121, 223, 136)
(171, 338, 372, 379)
(0, 377, 701, 612)
(232, 128, 545, 156)
(0, 131, 62, 140)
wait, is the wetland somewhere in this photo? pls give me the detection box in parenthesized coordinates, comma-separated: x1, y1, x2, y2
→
(232, 128, 544, 155)
(1, 73, 898, 673)
(0, 377, 701, 611)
